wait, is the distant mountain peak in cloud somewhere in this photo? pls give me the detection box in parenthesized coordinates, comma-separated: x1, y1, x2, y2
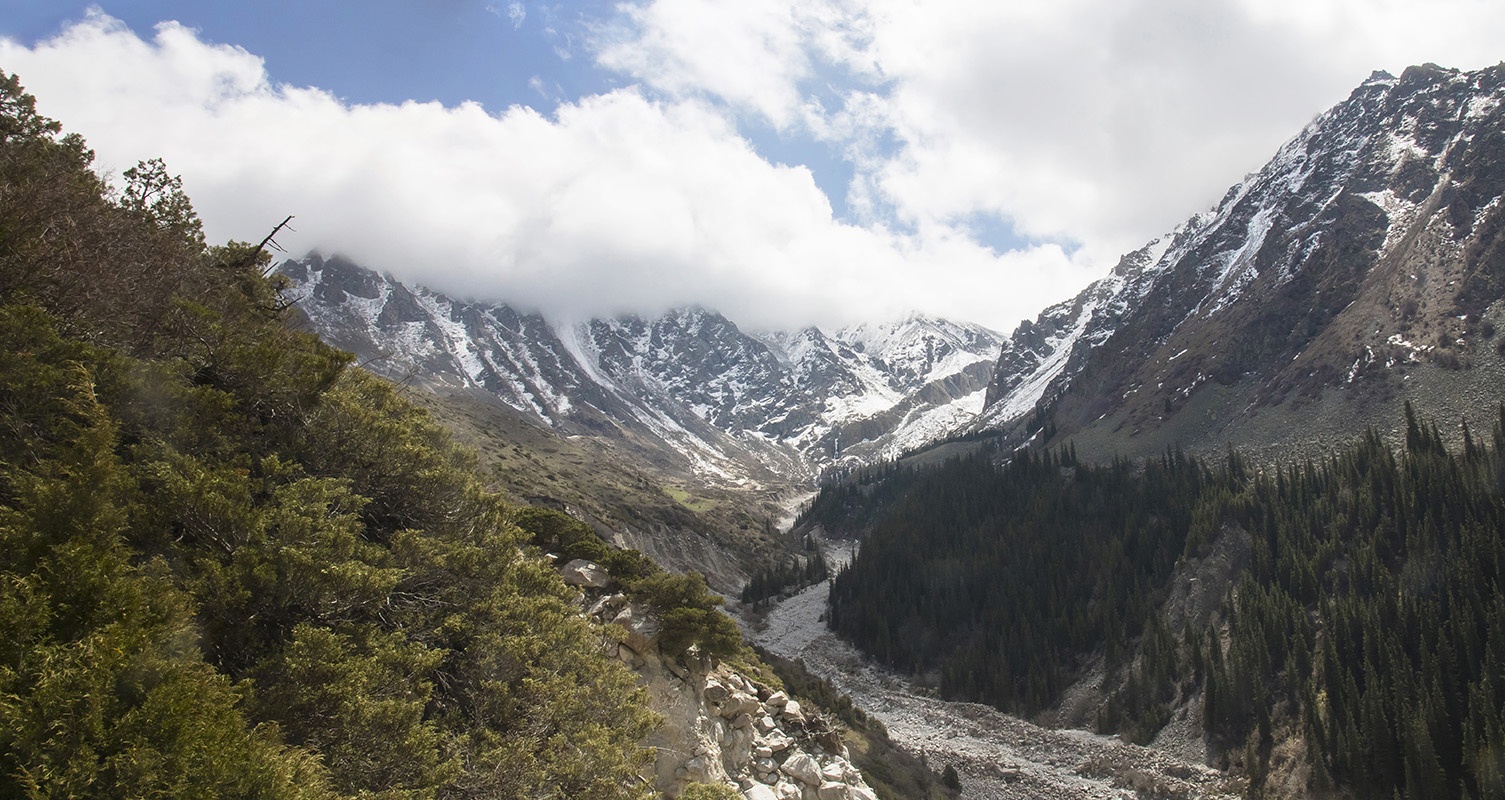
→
(279, 254, 1005, 485)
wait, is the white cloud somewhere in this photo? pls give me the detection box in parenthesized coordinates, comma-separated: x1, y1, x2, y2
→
(591, 0, 875, 132)
(0, 11, 1093, 332)
(598, 0, 1505, 263)
(507, 2, 526, 30)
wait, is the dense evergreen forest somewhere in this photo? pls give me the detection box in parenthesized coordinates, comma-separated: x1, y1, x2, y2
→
(814, 408, 1505, 799)
(0, 70, 670, 799)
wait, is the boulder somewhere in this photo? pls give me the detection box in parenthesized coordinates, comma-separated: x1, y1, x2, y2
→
(774, 780, 802, 800)
(720, 692, 763, 718)
(704, 681, 731, 704)
(817, 782, 850, 800)
(743, 785, 778, 800)
(765, 691, 790, 708)
(764, 731, 795, 752)
(780, 754, 823, 786)
(611, 604, 661, 653)
(587, 592, 627, 618)
(756, 715, 777, 734)
(560, 559, 610, 588)
(780, 700, 805, 725)
(820, 763, 845, 782)
(615, 643, 643, 668)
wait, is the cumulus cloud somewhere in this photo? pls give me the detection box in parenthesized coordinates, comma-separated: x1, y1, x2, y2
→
(598, 0, 1505, 261)
(0, 11, 1093, 331)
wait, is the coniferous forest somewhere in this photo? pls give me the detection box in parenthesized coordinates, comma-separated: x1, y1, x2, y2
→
(817, 408, 1505, 799)
(0, 71, 661, 799)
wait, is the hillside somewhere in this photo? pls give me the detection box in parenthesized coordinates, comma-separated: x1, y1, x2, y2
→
(0, 69, 952, 800)
(805, 408, 1505, 799)
(977, 63, 1505, 464)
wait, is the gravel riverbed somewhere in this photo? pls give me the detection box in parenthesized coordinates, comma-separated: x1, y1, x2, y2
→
(743, 540, 1239, 800)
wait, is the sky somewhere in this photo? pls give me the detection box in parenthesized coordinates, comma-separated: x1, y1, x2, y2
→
(2, 2, 1503, 333)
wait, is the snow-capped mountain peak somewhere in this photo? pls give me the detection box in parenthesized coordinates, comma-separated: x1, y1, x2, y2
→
(279, 256, 1006, 485)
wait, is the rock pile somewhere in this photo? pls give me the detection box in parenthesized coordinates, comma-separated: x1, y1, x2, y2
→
(571, 562, 877, 799)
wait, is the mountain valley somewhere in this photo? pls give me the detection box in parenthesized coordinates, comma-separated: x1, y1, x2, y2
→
(9, 41, 1505, 800)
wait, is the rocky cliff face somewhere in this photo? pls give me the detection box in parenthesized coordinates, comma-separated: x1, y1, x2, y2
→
(279, 255, 1003, 486)
(563, 562, 879, 800)
(978, 63, 1505, 461)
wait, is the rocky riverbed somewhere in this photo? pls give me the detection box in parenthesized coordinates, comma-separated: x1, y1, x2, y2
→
(743, 540, 1240, 800)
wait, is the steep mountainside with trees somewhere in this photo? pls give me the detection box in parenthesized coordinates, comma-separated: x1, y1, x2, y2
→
(0, 69, 662, 799)
(0, 69, 950, 800)
(809, 406, 1505, 799)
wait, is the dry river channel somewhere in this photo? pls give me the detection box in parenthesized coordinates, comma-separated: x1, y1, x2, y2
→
(741, 538, 1241, 800)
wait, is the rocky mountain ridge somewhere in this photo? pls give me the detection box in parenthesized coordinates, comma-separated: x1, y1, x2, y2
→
(279, 255, 1004, 487)
(977, 62, 1505, 461)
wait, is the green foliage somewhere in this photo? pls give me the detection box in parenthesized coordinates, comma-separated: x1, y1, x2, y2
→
(120, 157, 205, 249)
(629, 572, 740, 659)
(827, 445, 1196, 716)
(741, 537, 827, 606)
(512, 505, 660, 583)
(0, 70, 658, 800)
(824, 410, 1505, 799)
(679, 783, 741, 800)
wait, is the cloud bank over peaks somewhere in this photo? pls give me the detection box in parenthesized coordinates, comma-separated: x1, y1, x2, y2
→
(593, 0, 1505, 258)
(1, 10, 1094, 333)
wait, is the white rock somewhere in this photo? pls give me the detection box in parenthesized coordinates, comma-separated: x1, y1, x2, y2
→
(780, 753, 823, 786)
(611, 604, 661, 653)
(780, 700, 805, 724)
(560, 559, 610, 588)
(774, 780, 803, 800)
(720, 692, 762, 718)
(756, 715, 777, 734)
(816, 782, 850, 800)
(765, 691, 790, 708)
(847, 787, 878, 800)
(587, 592, 626, 617)
(755, 746, 773, 759)
(820, 763, 845, 782)
(615, 643, 643, 668)
(743, 785, 778, 800)
(764, 732, 795, 752)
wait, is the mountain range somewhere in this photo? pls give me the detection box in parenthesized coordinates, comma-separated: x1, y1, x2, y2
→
(278, 255, 1004, 487)
(977, 62, 1505, 462)
(285, 62, 1505, 486)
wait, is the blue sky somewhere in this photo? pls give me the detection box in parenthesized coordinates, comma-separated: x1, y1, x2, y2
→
(3, 1, 1503, 330)
(2, 1, 869, 222)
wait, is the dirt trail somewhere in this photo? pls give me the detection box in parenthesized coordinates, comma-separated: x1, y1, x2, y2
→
(745, 540, 1238, 800)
